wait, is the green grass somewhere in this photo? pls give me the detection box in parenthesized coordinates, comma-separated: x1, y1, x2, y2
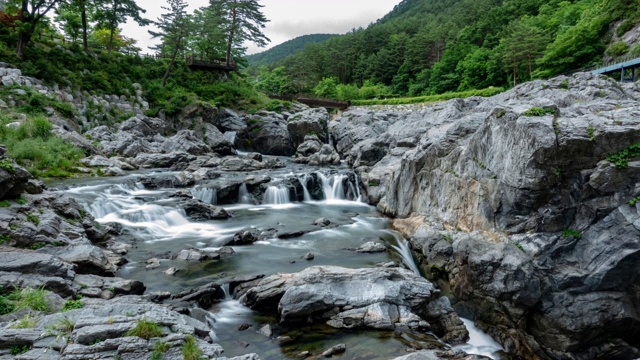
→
(350, 87, 504, 106)
(15, 196, 28, 205)
(182, 335, 203, 360)
(0, 234, 10, 244)
(126, 319, 163, 340)
(62, 299, 84, 312)
(0, 200, 10, 207)
(629, 195, 640, 207)
(0, 113, 86, 178)
(54, 317, 76, 335)
(10, 314, 38, 329)
(0, 158, 15, 173)
(150, 341, 171, 360)
(2, 287, 50, 314)
(28, 242, 46, 250)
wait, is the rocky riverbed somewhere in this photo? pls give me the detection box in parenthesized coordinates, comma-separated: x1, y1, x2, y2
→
(1, 72, 639, 360)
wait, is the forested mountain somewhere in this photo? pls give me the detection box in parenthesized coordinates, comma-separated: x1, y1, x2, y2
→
(255, 0, 640, 98)
(247, 34, 337, 66)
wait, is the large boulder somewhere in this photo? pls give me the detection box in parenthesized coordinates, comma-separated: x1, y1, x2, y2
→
(240, 266, 468, 342)
(0, 150, 32, 200)
(161, 130, 212, 156)
(246, 112, 295, 156)
(287, 108, 329, 148)
(203, 123, 236, 156)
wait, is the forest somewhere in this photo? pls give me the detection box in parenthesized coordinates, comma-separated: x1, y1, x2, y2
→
(253, 0, 640, 100)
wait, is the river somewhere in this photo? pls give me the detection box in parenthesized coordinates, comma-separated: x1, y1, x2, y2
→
(53, 157, 503, 359)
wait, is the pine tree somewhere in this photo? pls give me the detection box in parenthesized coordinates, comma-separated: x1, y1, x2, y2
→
(208, 0, 270, 67)
(148, 0, 189, 87)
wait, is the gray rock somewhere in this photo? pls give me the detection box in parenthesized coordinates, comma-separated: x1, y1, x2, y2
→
(287, 108, 329, 147)
(302, 252, 315, 261)
(161, 130, 211, 156)
(57, 245, 115, 276)
(133, 152, 195, 170)
(0, 155, 32, 200)
(246, 112, 295, 156)
(204, 123, 236, 156)
(349, 241, 386, 253)
(181, 199, 230, 221)
(175, 249, 218, 262)
(257, 324, 273, 337)
(240, 266, 465, 339)
(321, 343, 346, 357)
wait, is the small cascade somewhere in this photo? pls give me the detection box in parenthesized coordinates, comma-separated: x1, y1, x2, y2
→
(455, 318, 503, 359)
(220, 283, 232, 300)
(299, 174, 313, 202)
(391, 238, 421, 276)
(317, 172, 348, 201)
(263, 185, 291, 205)
(348, 173, 362, 202)
(237, 183, 254, 204)
(192, 187, 217, 205)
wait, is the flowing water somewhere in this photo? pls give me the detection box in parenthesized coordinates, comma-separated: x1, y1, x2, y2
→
(55, 160, 503, 360)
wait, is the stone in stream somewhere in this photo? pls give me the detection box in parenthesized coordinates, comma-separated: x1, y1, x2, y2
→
(314, 218, 331, 227)
(302, 252, 315, 261)
(321, 343, 346, 357)
(257, 324, 273, 337)
(348, 240, 387, 253)
(240, 266, 468, 343)
(164, 267, 180, 276)
(146, 258, 161, 269)
(175, 249, 219, 262)
(181, 199, 231, 221)
(391, 349, 492, 360)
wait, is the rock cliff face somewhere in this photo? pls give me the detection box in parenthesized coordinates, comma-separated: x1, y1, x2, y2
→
(332, 73, 640, 359)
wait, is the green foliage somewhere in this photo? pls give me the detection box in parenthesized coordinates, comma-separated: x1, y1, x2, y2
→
(8, 287, 50, 313)
(150, 341, 171, 360)
(587, 126, 596, 141)
(522, 107, 557, 117)
(62, 299, 84, 312)
(351, 87, 504, 106)
(28, 242, 46, 250)
(0, 234, 10, 244)
(606, 41, 629, 57)
(16, 196, 28, 205)
(10, 345, 30, 355)
(607, 143, 640, 168)
(0, 293, 16, 315)
(313, 77, 339, 99)
(0, 201, 10, 208)
(562, 229, 582, 239)
(52, 317, 76, 335)
(629, 195, 640, 207)
(0, 158, 15, 173)
(27, 213, 40, 225)
(182, 335, 203, 360)
(429, 265, 449, 281)
(616, 19, 636, 37)
(367, 180, 380, 187)
(510, 241, 526, 253)
(126, 319, 163, 340)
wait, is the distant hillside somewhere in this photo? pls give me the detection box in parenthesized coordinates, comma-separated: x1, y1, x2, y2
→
(247, 34, 337, 67)
(263, 0, 640, 97)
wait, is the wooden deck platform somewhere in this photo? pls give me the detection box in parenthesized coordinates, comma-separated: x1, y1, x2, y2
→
(186, 56, 237, 72)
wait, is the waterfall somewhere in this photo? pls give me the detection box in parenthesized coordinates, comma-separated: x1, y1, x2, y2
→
(316, 172, 347, 201)
(192, 187, 217, 205)
(263, 186, 291, 205)
(390, 237, 421, 276)
(299, 174, 312, 202)
(238, 183, 253, 204)
(349, 173, 362, 202)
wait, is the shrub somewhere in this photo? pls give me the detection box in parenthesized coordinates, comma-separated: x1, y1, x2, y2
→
(11, 314, 38, 329)
(10, 345, 30, 355)
(0, 200, 10, 207)
(607, 143, 640, 168)
(27, 213, 40, 225)
(0, 158, 15, 173)
(126, 319, 163, 340)
(16, 196, 28, 205)
(150, 341, 171, 360)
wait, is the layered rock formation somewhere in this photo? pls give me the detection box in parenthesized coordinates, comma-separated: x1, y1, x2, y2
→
(331, 73, 640, 359)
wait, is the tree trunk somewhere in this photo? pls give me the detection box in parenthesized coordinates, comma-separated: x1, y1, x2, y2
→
(16, 30, 32, 59)
(225, 5, 237, 67)
(81, 0, 89, 52)
(162, 36, 182, 87)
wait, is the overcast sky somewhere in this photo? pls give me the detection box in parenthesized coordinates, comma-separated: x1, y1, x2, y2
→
(123, 0, 402, 55)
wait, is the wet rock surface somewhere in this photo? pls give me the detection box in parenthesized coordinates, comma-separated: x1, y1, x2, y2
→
(331, 73, 640, 359)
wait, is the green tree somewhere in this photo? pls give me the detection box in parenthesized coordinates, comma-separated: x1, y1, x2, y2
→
(255, 66, 295, 95)
(499, 19, 548, 86)
(149, 0, 190, 86)
(313, 77, 338, 99)
(93, 0, 148, 54)
(188, 5, 225, 59)
(209, 0, 270, 67)
(11, 0, 65, 59)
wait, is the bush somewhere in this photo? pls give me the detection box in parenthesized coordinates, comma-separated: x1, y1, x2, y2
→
(522, 107, 558, 117)
(7, 287, 50, 313)
(562, 229, 582, 239)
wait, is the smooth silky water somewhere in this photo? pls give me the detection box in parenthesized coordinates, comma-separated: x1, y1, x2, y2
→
(53, 162, 502, 360)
